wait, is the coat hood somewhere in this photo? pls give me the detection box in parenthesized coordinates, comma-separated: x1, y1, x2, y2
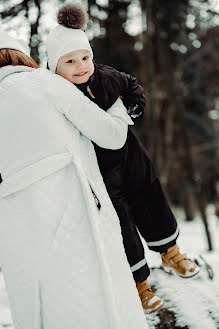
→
(0, 65, 34, 83)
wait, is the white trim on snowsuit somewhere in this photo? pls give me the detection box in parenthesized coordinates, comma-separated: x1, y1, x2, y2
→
(147, 226, 179, 247)
(131, 258, 147, 273)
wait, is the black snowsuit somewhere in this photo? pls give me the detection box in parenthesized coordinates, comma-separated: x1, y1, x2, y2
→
(76, 63, 179, 282)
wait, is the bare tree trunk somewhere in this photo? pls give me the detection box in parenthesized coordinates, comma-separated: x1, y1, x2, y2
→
(23, 0, 41, 64)
(181, 180, 196, 221)
(155, 22, 175, 183)
(197, 192, 213, 251)
(144, 0, 159, 162)
(162, 102, 175, 183)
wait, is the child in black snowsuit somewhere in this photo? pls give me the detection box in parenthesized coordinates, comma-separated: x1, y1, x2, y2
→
(46, 3, 200, 314)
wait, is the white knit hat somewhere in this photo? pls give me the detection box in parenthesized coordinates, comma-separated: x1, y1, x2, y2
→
(0, 31, 30, 56)
(45, 2, 93, 73)
(46, 25, 93, 73)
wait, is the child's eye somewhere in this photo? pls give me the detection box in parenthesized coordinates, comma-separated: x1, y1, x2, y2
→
(66, 60, 75, 63)
(83, 56, 89, 61)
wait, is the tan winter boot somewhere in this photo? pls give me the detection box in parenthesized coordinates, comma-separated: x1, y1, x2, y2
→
(136, 280, 164, 314)
(161, 244, 200, 278)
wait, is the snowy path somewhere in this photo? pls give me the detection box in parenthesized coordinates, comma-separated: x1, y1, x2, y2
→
(145, 213, 219, 329)
(0, 213, 219, 329)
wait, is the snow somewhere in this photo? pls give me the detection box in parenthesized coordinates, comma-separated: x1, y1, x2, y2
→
(148, 296, 162, 307)
(145, 210, 219, 329)
(0, 210, 219, 329)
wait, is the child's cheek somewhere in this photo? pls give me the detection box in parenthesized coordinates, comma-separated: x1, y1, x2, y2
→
(62, 68, 72, 80)
(90, 64, 95, 76)
(90, 61, 95, 74)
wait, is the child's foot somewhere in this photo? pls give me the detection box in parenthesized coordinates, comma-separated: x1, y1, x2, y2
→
(161, 244, 200, 278)
(136, 280, 164, 314)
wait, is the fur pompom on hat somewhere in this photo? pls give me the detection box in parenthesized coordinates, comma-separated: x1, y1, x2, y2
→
(57, 3, 88, 30)
(45, 2, 93, 73)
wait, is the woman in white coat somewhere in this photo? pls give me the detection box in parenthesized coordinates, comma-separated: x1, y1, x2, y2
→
(0, 33, 149, 329)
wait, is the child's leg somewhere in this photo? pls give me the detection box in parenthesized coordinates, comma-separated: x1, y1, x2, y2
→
(126, 130, 199, 278)
(126, 130, 179, 251)
(110, 197, 164, 314)
(128, 173, 199, 278)
(110, 196, 150, 282)
(130, 178, 179, 253)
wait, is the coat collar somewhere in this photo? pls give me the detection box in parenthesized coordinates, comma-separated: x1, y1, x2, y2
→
(76, 62, 97, 94)
(0, 65, 34, 83)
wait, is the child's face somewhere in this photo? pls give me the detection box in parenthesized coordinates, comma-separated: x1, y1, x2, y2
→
(56, 49, 94, 84)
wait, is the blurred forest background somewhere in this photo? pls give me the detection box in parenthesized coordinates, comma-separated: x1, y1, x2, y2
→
(0, 0, 219, 251)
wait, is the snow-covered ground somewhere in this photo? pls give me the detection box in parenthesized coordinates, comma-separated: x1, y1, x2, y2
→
(0, 208, 219, 329)
(145, 208, 219, 329)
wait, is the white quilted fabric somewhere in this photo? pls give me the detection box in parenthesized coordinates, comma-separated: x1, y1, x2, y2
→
(0, 66, 148, 329)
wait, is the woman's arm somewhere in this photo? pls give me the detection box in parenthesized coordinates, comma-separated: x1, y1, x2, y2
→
(64, 97, 133, 150)
(46, 70, 133, 149)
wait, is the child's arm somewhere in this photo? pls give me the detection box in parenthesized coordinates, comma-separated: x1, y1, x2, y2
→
(46, 70, 133, 149)
(118, 72, 146, 120)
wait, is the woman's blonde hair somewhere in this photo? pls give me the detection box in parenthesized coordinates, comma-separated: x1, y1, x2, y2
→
(0, 49, 38, 68)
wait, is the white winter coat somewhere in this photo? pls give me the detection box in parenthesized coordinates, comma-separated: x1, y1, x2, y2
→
(0, 66, 148, 329)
